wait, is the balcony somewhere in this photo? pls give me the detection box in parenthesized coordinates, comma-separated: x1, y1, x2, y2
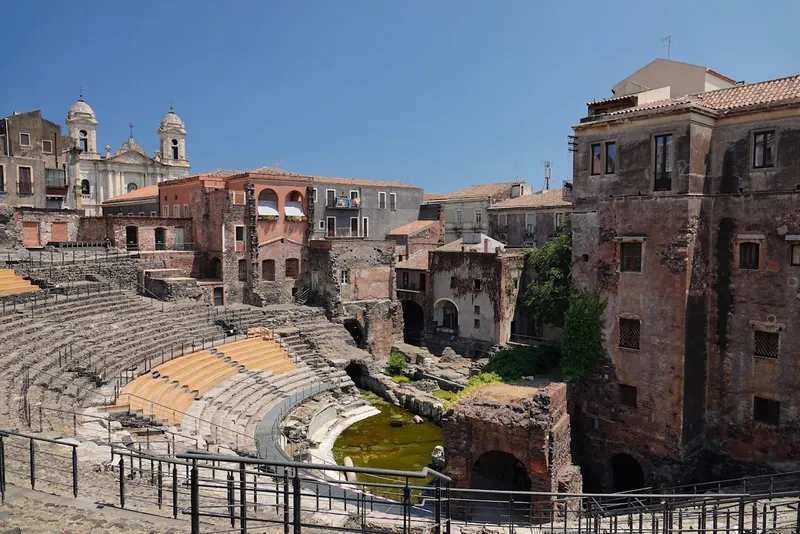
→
(397, 283, 424, 293)
(327, 228, 362, 238)
(326, 196, 361, 209)
(45, 169, 67, 196)
(562, 180, 573, 200)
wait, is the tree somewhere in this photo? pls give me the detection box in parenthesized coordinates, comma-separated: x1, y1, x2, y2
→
(522, 232, 572, 328)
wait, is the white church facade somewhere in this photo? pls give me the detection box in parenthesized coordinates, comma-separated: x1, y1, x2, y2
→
(65, 97, 190, 215)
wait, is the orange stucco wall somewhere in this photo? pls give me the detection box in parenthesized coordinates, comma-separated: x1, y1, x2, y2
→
(227, 178, 311, 244)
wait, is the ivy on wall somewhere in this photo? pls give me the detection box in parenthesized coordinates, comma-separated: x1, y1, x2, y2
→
(522, 232, 572, 328)
(561, 291, 607, 379)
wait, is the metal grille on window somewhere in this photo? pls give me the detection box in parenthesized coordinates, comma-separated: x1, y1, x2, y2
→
(753, 331, 779, 358)
(619, 318, 640, 350)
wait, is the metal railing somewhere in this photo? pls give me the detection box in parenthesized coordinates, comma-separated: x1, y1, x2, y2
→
(0, 429, 78, 502)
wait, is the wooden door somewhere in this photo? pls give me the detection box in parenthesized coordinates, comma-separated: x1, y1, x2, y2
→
(51, 222, 68, 243)
(22, 222, 39, 247)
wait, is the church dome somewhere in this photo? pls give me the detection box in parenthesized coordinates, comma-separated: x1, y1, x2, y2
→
(67, 97, 96, 120)
(159, 109, 184, 130)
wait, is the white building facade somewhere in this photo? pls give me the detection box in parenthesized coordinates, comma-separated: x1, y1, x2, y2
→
(65, 97, 190, 215)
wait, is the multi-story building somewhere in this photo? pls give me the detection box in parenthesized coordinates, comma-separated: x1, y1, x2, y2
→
(102, 184, 160, 217)
(0, 110, 74, 210)
(66, 97, 191, 215)
(427, 182, 530, 243)
(487, 188, 572, 248)
(571, 65, 800, 491)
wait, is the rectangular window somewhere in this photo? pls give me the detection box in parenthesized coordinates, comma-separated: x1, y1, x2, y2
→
(183, 205, 189, 218)
(173, 205, 180, 218)
(525, 214, 535, 235)
(150, 211, 156, 217)
(0, 135, 5, 155)
(654, 134, 673, 191)
(18, 166, 32, 195)
(401, 271, 409, 287)
(238, 259, 247, 281)
(753, 396, 780, 426)
(590, 143, 602, 175)
(605, 142, 616, 174)
(326, 189, 336, 207)
(350, 217, 359, 236)
(498, 214, 507, 227)
(619, 384, 637, 408)
(555, 212, 567, 230)
(739, 242, 760, 270)
(474, 318, 480, 329)
(450, 276, 456, 287)
(138, 212, 144, 217)
(419, 272, 426, 291)
(474, 279, 481, 291)
(311, 188, 317, 203)
(753, 331, 779, 359)
(620, 242, 642, 272)
(378, 192, 386, 209)
(619, 318, 641, 350)
(455, 210, 463, 226)
(362, 217, 369, 237)
(0, 165, 4, 192)
(285, 258, 299, 279)
(350, 190, 359, 200)
(474, 209, 482, 225)
(262, 260, 275, 281)
(162, 206, 169, 217)
(474, 305, 480, 314)
(319, 220, 325, 229)
(42, 139, 53, 154)
(340, 270, 350, 284)
(19, 133, 30, 147)
(792, 244, 800, 266)
(753, 131, 775, 169)
(235, 226, 245, 242)
(389, 192, 396, 211)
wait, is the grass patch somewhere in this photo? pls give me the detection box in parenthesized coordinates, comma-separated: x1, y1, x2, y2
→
(442, 372, 502, 410)
(391, 375, 411, 384)
(432, 389, 457, 401)
(482, 344, 562, 381)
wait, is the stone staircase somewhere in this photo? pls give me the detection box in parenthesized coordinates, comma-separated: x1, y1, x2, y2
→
(0, 268, 39, 296)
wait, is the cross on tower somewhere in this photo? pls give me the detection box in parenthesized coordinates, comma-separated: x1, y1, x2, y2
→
(78, 87, 84, 99)
(128, 122, 135, 138)
(169, 99, 174, 111)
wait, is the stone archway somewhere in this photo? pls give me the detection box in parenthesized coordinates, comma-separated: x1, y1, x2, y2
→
(610, 453, 645, 492)
(206, 257, 222, 280)
(401, 300, 424, 345)
(471, 450, 532, 492)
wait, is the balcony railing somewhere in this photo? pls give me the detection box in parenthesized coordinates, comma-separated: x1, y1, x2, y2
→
(326, 196, 361, 209)
(397, 283, 423, 292)
(328, 228, 362, 238)
(654, 173, 672, 192)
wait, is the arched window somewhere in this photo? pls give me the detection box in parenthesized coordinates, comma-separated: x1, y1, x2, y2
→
(257, 189, 279, 217)
(434, 298, 459, 331)
(284, 191, 304, 217)
(79, 130, 88, 152)
(285, 258, 299, 279)
(262, 259, 275, 281)
(171, 138, 179, 160)
(127, 183, 138, 193)
(80, 179, 90, 195)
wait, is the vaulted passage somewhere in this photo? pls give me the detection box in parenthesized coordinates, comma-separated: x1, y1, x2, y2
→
(610, 453, 645, 492)
(343, 318, 364, 348)
(471, 450, 531, 492)
(401, 300, 424, 345)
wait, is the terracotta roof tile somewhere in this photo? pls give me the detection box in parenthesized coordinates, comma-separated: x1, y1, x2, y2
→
(424, 193, 448, 201)
(387, 220, 436, 236)
(396, 250, 429, 270)
(436, 182, 523, 200)
(601, 74, 800, 118)
(103, 184, 159, 203)
(229, 166, 419, 189)
(200, 169, 241, 177)
(488, 189, 571, 210)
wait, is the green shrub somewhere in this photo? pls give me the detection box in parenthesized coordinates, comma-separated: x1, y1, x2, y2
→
(482, 345, 561, 381)
(522, 233, 572, 328)
(386, 351, 408, 375)
(442, 372, 502, 410)
(391, 375, 411, 384)
(561, 291, 607, 379)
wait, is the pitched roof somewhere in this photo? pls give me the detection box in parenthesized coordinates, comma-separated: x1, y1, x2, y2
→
(434, 234, 505, 253)
(599, 74, 800, 119)
(230, 166, 419, 189)
(387, 220, 436, 237)
(396, 250, 429, 270)
(201, 169, 241, 177)
(246, 166, 302, 176)
(103, 184, 159, 204)
(424, 193, 447, 201)
(435, 182, 522, 201)
(488, 189, 571, 210)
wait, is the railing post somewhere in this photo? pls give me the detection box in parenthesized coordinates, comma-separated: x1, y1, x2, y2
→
(191, 460, 200, 534)
(0, 436, 5, 504)
(72, 447, 78, 497)
(239, 462, 247, 534)
(227, 471, 235, 529)
(435, 477, 442, 534)
(172, 465, 178, 518)
(119, 455, 125, 508)
(292, 467, 302, 534)
(403, 479, 410, 534)
(29, 438, 35, 490)
(157, 461, 163, 509)
(283, 470, 290, 534)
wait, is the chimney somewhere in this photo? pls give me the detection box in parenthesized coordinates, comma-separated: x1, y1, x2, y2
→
(483, 238, 488, 253)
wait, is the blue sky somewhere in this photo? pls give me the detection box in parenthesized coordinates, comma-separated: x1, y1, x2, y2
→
(3, 1, 798, 193)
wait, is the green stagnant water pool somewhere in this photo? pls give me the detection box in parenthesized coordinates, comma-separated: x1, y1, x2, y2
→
(332, 390, 443, 487)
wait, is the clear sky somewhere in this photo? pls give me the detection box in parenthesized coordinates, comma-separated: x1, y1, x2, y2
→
(3, 1, 798, 193)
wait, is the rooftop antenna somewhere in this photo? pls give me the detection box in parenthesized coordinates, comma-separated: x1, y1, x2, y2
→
(662, 35, 672, 59)
(542, 160, 552, 190)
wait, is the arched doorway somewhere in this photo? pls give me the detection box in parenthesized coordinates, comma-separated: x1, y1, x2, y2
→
(206, 257, 222, 280)
(469, 451, 531, 523)
(125, 226, 138, 250)
(401, 300, 424, 345)
(343, 318, 365, 348)
(610, 453, 645, 492)
(434, 298, 459, 331)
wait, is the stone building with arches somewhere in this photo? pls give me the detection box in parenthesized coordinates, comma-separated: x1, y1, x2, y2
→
(66, 96, 190, 215)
